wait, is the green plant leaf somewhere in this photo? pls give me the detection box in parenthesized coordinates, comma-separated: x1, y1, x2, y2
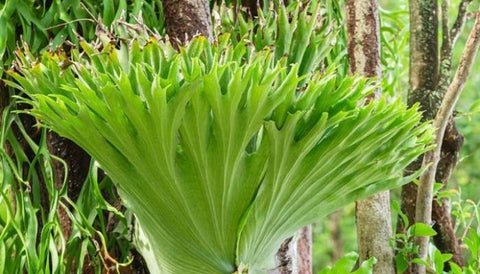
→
(353, 256, 376, 274)
(412, 258, 428, 266)
(448, 262, 462, 274)
(408, 223, 437, 237)
(327, 252, 358, 273)
(395, 253, 409, 273)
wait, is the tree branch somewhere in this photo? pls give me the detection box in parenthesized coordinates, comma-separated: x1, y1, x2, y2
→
(441, 0, 451, 56)
(450, 0, 473, 47)
(414, 11, 480, 274)
(438, 0, 453, 96)
(440, 0, 475, 95)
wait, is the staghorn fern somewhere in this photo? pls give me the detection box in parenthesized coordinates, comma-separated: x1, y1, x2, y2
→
(214, 0, 343, 78)
(9, 34, 432, 273)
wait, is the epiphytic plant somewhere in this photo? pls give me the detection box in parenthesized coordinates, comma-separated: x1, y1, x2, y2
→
(9, 33, 432, 272)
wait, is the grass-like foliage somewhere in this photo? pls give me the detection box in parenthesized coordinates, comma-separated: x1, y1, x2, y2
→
(0, 0, 165, 69)
(9, 32, 432, 273)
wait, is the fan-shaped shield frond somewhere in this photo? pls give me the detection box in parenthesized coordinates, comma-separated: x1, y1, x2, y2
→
(9, 36, 432, 273)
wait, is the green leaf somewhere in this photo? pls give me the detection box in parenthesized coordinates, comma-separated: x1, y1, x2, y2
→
(329, 252, 359, 273)
(0, 241, 5, 274)
(102, 0, 115, 25)
(433, 249, 445, 273)
(353, 256, 376, 274)
(412, 258, 428, 266)
(448, 262, 462, 274)
(468, 101, 480, 113)
(441, 253, 453, 262)
(408, 223, 437, 237)
(395, 253, 409, 273)
(392, 200, 409, 228)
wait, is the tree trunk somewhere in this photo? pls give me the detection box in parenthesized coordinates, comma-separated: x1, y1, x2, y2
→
(401, 2, 440, 266)
(162, 0, 213, 45)
(346, 0, 395, 273)
(355, 193, 395, 273)
(400, 0, 466, 270)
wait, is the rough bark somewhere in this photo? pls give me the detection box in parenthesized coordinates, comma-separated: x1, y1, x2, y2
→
(0, 81, 8, 116)
(355, 193, 395, 274)
(162, 0, 213, 45)
(408, 0, 439, 119)
(346, 0, 395, 273)
(346, 0, 382, 80)
(296, 226, 313, 274)
(450, 0, 473, 47)
(432, 197, 463, 266)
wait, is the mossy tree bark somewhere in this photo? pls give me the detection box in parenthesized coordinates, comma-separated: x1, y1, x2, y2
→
(400, 7, 440, 266)
(346, 1, 395, 273)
